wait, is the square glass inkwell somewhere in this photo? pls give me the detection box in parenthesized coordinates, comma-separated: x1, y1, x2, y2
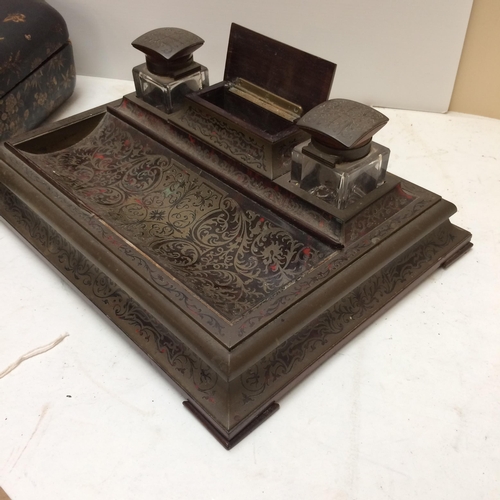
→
(132, 28, 209, 114)
(291, 99, 390, 210)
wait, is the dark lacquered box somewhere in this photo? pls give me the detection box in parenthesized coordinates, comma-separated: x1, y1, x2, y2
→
(0, 0, 75, 140)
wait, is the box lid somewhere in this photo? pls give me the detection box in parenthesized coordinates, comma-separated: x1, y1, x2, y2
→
(224, 24, 336, 117)
(0, 0, 69, 98)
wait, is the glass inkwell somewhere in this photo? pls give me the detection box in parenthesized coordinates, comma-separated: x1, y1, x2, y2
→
(132, 27, 209, 114)
(291, 99, 390, 210)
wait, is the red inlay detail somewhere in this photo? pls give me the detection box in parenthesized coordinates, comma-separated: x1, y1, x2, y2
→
(397, 184, 414, 200)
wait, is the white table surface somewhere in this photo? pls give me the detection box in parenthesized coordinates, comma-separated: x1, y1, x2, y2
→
(0, 76, 499, 500)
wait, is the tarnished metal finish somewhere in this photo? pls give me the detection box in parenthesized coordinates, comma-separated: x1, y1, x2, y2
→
(0, 176, 471, 444)
(0, 181, 225, 416)
(0, 24, 473, 448)
(228, 78, 303, 122)
(171, 93, 306, 180)
(126, 96, 346, 244)
(172, 102, 268, 174)
(19, 113, 332, 324)
(231, 220, 469, 416)
(120, 96, 430, 247)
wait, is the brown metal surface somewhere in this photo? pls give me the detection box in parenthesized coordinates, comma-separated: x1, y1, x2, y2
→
(0, 24, 472, 447)
(183, 400, 280, 450)
(0, 174, 471, 441)
(15, 112, 333, 334)
(0, 97, 472, 447)
(0, 71, 472, 447)
(120, 95, 432, 246)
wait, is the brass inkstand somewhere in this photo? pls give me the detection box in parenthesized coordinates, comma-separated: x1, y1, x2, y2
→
(0, 25, 472, 448)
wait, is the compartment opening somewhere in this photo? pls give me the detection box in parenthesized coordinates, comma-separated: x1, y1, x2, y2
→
(199, 85, 294, 136)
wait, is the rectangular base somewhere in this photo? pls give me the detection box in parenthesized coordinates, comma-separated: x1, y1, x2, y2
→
(0, 98, 472, 447)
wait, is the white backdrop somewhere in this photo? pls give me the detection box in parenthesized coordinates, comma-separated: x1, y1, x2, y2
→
(48, 0, 473, 112)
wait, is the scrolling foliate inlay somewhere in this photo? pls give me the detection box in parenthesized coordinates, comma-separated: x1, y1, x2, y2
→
(177, 105, 267, 173)
(0, 184, 219, 402)
(24, 114, 331, 322)
(237, 222, 457, 405)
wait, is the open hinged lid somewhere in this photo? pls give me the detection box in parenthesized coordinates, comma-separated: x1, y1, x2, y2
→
(223, 24, 336, 121)
(0, 0, 70, 98)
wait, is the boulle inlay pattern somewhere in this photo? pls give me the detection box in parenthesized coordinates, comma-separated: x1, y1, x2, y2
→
(10, 103, 442, 346)
(23, 114, 331, 321)
(0, 183, 220, 404)
(118, 98, 440, 247)
(0, 23, 472, 448)
(344, 184, 416, 244)
(178, 105, 267, 172)
(237, 222, 458, 406)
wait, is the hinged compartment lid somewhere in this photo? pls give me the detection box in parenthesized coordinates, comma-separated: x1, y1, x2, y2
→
(224, 24, 336, 118)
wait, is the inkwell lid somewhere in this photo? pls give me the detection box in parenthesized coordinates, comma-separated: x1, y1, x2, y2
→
(297, 99, 389, 161)
(132, 28, 204, 77)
